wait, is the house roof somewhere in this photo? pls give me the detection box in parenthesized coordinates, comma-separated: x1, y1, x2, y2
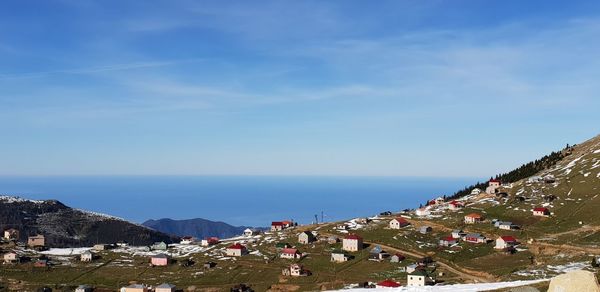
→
(156, 283, 176, 288)
(228, 243, 246, 250)
(344, 234, 362, 240)
(152, 253, 168, 258)
(377, 280, 401, 287)
(465, 213, 482, 219)
(281, 248, 299, 254)
(272, 221, 284, 226)
(534, 207, 549, 212)
(394, 217, 409, 224)
(500, 236, 517, 242)
(489, 178, 501, 183)
(442, 236, 456, 242)
(465, 233, 484, 239)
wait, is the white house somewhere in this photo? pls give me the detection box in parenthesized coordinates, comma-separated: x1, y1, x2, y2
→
(448, 201, 464, 211)
(470, 188, 482, 195)
(533, 207, 550, 216)
(439, 236, 458, 247)
(180, 236, 195, 244)
(121, 284, 149, 292)
(244, 228, 261, 237)
(419, 226, 432, 234)
(464, 213, 483, 224)
(80, 251, 93, 262)
(451, 230, 466, 239)
(3, 252, 19, 264)
(155, 283, 176, 292)
(464, 233, 486, 244)
(282, 264, 309, 276)
(225, 243, 248, 257)
(495, 236, 518, 250)
(342, 234, 363, 252)
(298, 231, 317, 244)
(389, 218, 410, 229)
(331, 251, 350, 262)
(415, 208, 431, 216)
(407, 269, 434, 286)
(75, 285, 93, 292)
(3, 229, 19, 241)
(486, 179, 501, 194)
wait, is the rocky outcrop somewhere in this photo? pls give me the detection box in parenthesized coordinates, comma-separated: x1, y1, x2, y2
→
(548, 270, 600, 292)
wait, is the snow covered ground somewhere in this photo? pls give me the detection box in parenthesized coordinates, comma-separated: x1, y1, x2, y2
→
(328, 279, 548, 292)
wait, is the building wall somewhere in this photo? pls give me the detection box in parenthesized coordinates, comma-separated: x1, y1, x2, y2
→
(151, 258, 168, 266)
(407, 275, 425, 286)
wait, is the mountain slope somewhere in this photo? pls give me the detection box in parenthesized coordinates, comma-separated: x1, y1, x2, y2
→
(0, 196, 175, 247)
(142, 218, 258, 239)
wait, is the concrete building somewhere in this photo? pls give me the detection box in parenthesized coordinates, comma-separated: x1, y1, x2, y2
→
(342, 234, 363, 252)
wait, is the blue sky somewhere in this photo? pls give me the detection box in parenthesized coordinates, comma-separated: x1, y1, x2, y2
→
(1, 0, 599, 177)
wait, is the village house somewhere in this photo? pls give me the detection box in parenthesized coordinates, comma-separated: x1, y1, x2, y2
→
(75, 285, 93, 292)
(34, 259, 49, 268)
(464, 213, 483, 224)
(451, 229, 466, 239)
(3, 252, 19, 264)
(390, 253, 406, 263)
(155, 283, 176, 292)
(327, 235, 339, 244)
(151, 242, 168, 251)
(226, 243, 248, 257)
(201, 237, 219, 247)
(415, 208, 431, 216)
(298, 231, 317, 244)
(80, 251, 93, 262)
(439, 236, 458, 247)
(331, 250, 351, 262)
(121, 284, 148, 292)
(376, 280, 401, 288)
(93, 244, 112, 251)
(407, 269, 435, 286)
(464, 233, 486, 244)
(27, 234, 45, 247)
(495, 236, 518, 250)
(150, 254, 169, 266)
(406, 263, 419, 273)
(368, 245, 388, 261)
(448, 200, 464, 211)
(180, 236, 195, 244)
(471, 188, 482, 195)
(486, 178, 501, 194)
(271, 221, 285, 231)
(389, 217, 410, 229)
(280, 248, 302, 259)
(3, 228, 19, 241)
(282, 263, 310, 277)
(342, 234, 363, 252)
(244, 228, 261, 237)
(533, 207, 550, 216)
(496, 221, 519, 230)
(419, 226, 432, 234)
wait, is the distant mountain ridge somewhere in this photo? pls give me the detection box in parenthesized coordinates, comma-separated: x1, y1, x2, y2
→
(142, 217, 263, 239)
(0, 195, 175, 247)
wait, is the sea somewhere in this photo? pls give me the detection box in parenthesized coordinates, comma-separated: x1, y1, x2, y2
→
(0, 176, 478, 227)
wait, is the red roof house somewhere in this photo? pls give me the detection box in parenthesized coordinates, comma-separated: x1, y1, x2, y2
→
(533, 207, 550, 216)
(376, 280, 401, 288)
(280, 248, 302, 259)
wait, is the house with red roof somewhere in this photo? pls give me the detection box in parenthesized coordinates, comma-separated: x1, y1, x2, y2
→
(448, 200, 464, 211)
(376, 279, 401, 288)
(439, 236, 458, 247)
(486, 178, 501, 194)
(464, 213, 483, 224)
(280, 248, 302, 259)
(225, 243, 248, 257)
(201, 237, 219, 247)
(533, 207, 550, 216)
(271, 222, 285, 231)
(389, 217, 410, 229)
(495, 236, 518, 250)
(342, 234, 363, 252)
